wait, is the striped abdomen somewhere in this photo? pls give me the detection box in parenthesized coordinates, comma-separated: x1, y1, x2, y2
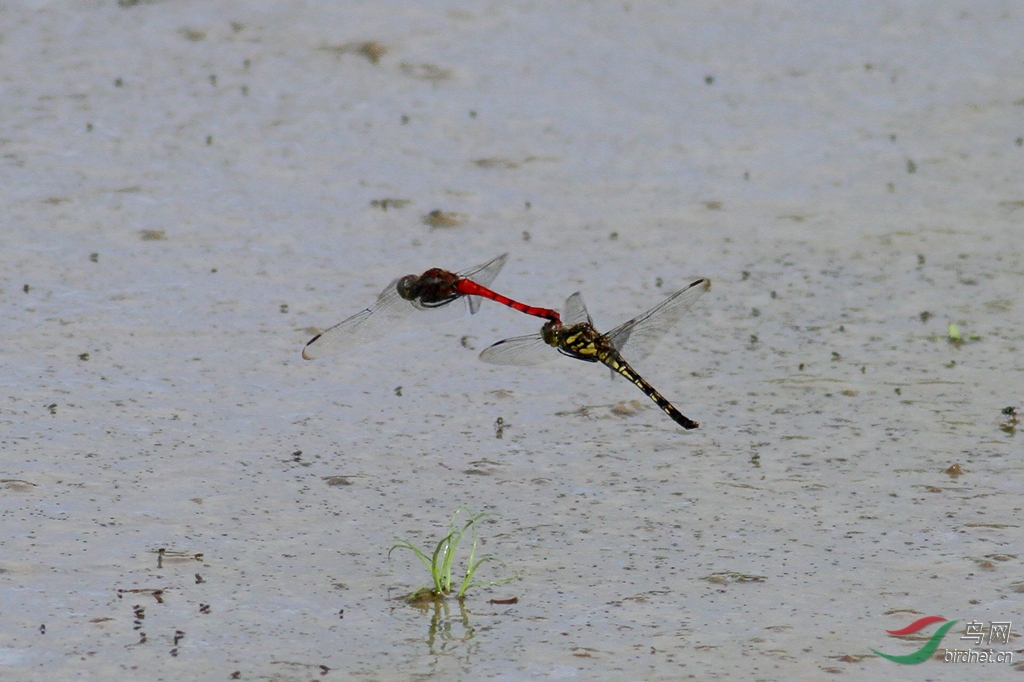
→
(597, 349, 699, 430)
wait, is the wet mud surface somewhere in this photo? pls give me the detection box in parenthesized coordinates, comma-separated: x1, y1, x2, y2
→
(2, 2, 1021, 679)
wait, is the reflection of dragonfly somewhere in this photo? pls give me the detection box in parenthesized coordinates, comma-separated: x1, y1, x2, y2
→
(153, 548, 204, 569)
(303, 254, 560, 360)
(479, 278, 710, 430)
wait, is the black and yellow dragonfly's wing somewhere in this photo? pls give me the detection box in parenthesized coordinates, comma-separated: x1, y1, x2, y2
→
(605, 278, 710, 362)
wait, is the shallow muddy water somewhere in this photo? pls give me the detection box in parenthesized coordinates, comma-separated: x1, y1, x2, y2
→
(2, 2, 1021, 680)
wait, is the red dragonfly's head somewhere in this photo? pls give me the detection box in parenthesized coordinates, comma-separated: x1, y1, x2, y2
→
(396, 268, 460, 308)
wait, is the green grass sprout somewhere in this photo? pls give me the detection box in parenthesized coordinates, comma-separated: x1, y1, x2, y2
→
(947, 322, 980, 347)
(389, 507, 519, 603)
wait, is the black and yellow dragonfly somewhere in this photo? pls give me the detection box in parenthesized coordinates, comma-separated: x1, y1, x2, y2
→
(479, 278, 710, 430)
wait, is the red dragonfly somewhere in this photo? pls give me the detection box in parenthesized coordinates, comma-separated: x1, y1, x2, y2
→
(302, 254, 560, 360)
(479, 278, 711, 429)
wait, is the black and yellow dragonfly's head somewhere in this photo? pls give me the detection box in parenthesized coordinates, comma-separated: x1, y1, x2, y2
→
(542, 321, 604, 363)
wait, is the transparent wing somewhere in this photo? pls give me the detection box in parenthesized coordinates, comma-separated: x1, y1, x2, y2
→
(605, 278, 710, 362)
(458, 253, 508, 314)
(561, 292, 593, 326)
(478, 332, 557, 367)
(301, 278, 413, 359)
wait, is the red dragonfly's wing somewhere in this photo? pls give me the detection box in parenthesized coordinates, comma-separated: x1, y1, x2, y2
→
(301, 278, 412, 359)
(457, 253, 508, 314)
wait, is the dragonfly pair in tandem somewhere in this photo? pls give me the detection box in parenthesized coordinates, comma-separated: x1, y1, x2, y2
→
(301, 254, 710, 430)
